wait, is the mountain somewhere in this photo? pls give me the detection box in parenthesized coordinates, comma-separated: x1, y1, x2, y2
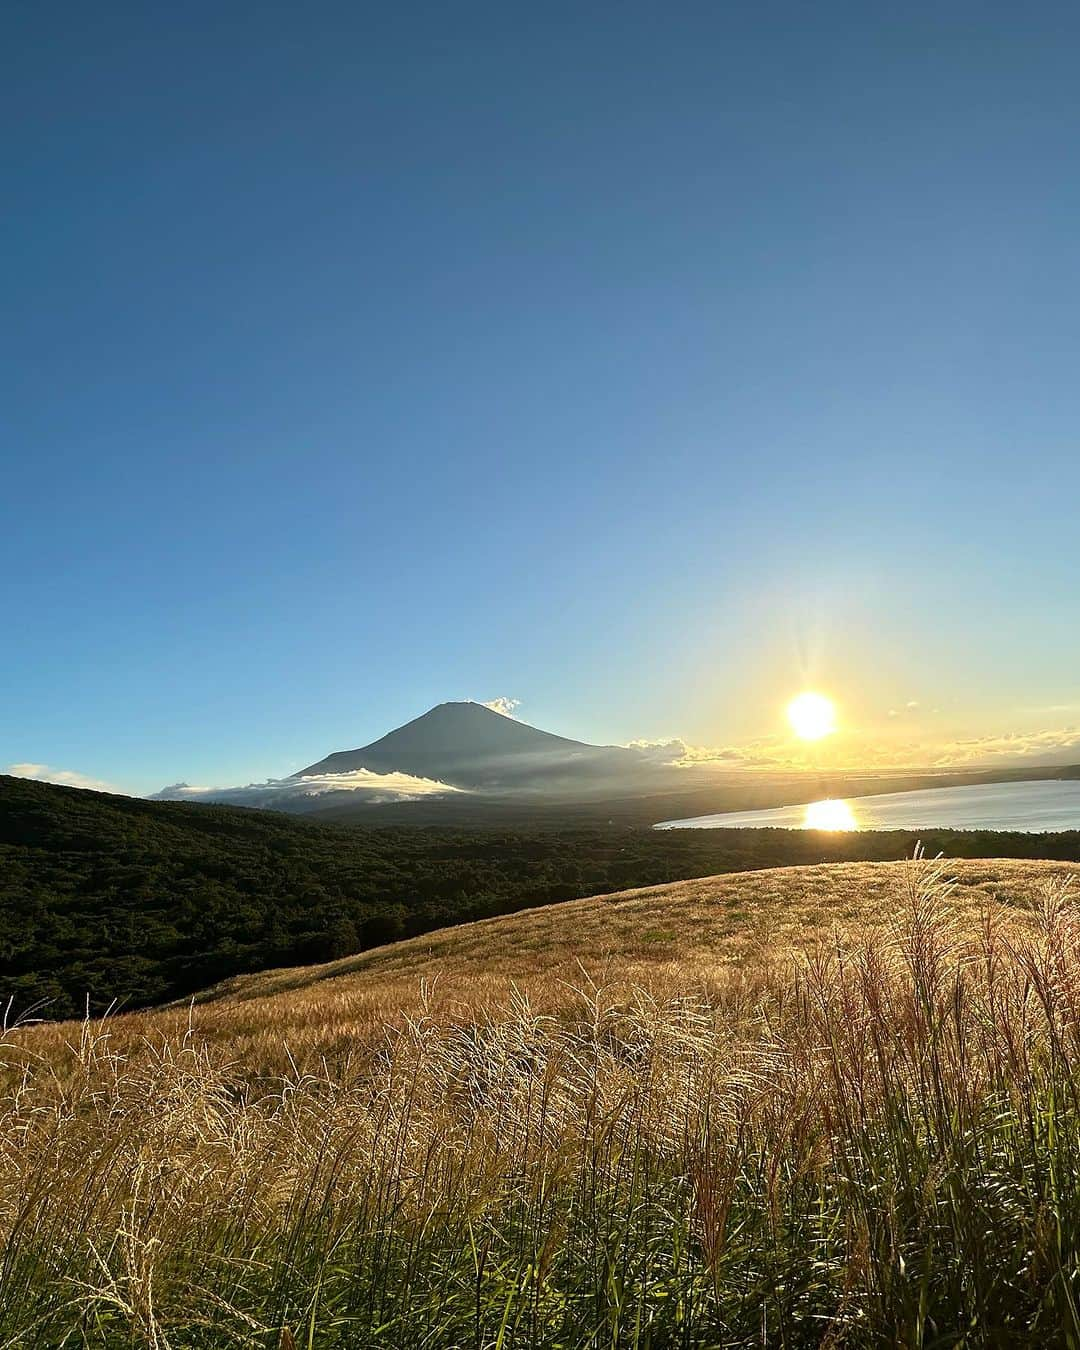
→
(156, 698, 1080, 820)
(151, 702, 675, 813)
(299, 701, 649, 792)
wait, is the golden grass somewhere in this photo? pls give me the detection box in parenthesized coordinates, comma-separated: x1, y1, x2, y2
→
(3, 857, 1071, 1082)
(210, 856, 1078, 994)
(4, 856, 1080, 1346)
(44, 856, 1068, 1073)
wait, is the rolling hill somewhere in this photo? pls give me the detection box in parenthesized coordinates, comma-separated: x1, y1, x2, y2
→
(8, 856, 1080, 1345)
(6, 771, 1080, 1022)
(13, 856, 1076, 1062)
(202, 856, 1077, 1011)
(179, 856, 1074, 1049)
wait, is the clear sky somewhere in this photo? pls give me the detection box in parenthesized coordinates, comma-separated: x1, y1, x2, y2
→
(4, 1, 1080, 795)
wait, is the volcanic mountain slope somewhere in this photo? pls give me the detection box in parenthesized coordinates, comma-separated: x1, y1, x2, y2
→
(300, 699, 655, 792)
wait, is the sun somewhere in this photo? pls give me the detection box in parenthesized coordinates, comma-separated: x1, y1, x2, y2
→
(786, 690, 837, 741)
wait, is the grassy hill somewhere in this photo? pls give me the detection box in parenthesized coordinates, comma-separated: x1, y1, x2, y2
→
(215, 855, 1076, 1000)
(7, 854, 1068, 1071)
(7, 856, 1080, 1346)
(6, 771, 1080, 1021)
(174, 857, 1078, 1064)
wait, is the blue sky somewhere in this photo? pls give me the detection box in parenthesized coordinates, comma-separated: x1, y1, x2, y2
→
(4, 1, 1080, 794)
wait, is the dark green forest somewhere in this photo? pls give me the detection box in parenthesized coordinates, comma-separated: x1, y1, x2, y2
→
(4, 773, 1080, 1021)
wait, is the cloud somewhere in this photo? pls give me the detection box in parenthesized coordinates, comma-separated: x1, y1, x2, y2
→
(479, 697, 521, 718)
(630, 720, 1080, 775)
(625, 738, 781, 768)
(6, 763, 118, 793)
(931, 727, 1080, 767)
(151, 767, 463, 809)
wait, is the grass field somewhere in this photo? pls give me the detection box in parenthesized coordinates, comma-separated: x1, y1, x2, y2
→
(5, 855, 1080, 1346)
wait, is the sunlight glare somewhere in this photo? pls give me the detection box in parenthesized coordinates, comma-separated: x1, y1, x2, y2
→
(802, 798, 857, 831)
(786, 691, 837, 741)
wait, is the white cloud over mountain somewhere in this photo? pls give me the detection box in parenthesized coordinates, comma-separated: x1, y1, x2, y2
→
(151, 768, 463, 808)
(625, 738, 777, 767)
(479, 697, 521, 718)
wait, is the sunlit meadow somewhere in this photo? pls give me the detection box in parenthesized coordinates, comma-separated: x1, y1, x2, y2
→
(2, 857, 1080, 1346)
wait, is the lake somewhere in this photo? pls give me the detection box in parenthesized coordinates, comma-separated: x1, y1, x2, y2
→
(656, 778, 1080, 833)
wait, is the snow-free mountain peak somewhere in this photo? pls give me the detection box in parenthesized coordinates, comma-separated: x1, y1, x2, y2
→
(299, 701, 638, 790)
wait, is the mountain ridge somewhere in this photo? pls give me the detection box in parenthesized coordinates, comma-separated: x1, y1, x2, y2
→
(298, 700, 643, 790)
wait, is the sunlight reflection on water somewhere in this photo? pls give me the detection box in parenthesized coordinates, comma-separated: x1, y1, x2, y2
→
(802, 798, 858, 830)
(655, 779, 1080, 833)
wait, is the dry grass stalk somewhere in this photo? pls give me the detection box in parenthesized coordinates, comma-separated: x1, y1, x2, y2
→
(2, 857, 1080, 1345)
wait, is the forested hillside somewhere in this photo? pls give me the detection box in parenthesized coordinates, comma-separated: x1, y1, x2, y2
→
(5, 773, 1080, 1019)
